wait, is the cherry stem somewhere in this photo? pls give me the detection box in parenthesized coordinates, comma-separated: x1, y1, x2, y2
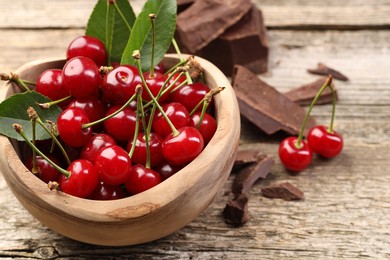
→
(139, 90, 151, 169)
(13, 124, 70, 178)
(37, 95, 72, 109)
(82, 92, 137, 129)
(0, 72, 31, 92)
(30, 115, 38, 174)
(189, 87, 225, 116)
(128, 85, 143, 159)
(149, 14, 156, 78)
(171, 39, 193, 84)
(328, 82, 337, 133)
(296, 75, 333, 148)
(113, 1, 132, 32)
(133, 50, 180, 136)
(27, 107, 71, 165)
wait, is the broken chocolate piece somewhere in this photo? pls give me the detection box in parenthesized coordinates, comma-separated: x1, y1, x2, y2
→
(223, 194, 249, 226)
(232, 155, 274, 195)
(177, 0, 194, 13)
(307, 63, 349, 81)
(232, 65, 316, 136)
(284, 77, 338, 106)
(261, 182, 304, 201)
(234, 147, 263, 168)
(196, 5, 268, 76)
(175, 0, 252, 53)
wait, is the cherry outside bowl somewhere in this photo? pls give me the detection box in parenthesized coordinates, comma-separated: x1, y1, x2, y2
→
(0, 54, 240, 246)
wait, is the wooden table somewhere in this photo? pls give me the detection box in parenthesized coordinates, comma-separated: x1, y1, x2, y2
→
(1, 0, 390, 258)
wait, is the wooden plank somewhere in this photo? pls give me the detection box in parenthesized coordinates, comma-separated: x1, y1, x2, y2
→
(2, 0, 390, 29)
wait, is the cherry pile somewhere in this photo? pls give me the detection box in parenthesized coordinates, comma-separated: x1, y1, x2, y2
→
(19, 35, 219, 199)
(278, 76, 343, 172)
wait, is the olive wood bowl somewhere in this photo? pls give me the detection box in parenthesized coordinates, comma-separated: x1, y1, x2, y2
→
(0, 54, 240, 246)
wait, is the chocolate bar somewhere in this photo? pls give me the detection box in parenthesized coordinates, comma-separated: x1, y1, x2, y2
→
(261, 182, 304, 201)
(232, 65, 316, 136)
(307, 63, 349, 81)
(223, 194, 249, 226)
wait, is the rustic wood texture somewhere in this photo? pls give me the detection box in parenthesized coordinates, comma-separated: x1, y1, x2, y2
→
(0, 0, 390, 258)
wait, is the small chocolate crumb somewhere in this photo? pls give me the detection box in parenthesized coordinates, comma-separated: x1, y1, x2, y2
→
(223, 194, 249, 226)
(284, 77, 338, 106)
(261, 182, 304, 201)
(307, 63, 349, 81)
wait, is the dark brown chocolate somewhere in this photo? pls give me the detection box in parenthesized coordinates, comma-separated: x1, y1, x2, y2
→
(177, 0, 194, 13)
(223, 194, 249, 226)
(175, 0, 252, 53)
(284, 77, 338, 106)
(234, 147, 263, 168)
(196, 5, 268, 76)
(307, 63, 349, 81)
(232, 155, 274, 196)
(261, 182, 304, 201)
(232, 65, 316, 136)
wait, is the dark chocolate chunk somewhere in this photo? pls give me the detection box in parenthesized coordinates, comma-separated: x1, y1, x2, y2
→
(232, 155, 274, 196)
(234, 147, 263, 168)
(307, 63, 349, 81)
(232, 65, 316, 136)
(196, 5, 268, 76)
(223, 194, 249, 226)
(284, 77, 338, 106)
(177, 0, 194, 13)
(261, 182, 304, 201)
(175, 0, 252, 53)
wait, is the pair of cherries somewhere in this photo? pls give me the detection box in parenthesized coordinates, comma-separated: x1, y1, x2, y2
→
(26, 35, 218, 199)
(278, 76, 343, 172)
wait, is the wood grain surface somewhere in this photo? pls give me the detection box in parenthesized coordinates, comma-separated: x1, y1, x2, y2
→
(0, 0, 389, 259)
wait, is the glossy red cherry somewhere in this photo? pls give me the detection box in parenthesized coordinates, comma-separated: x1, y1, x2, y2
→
(278, 137, 313, 172)
(57, 108, 92, 147)
(142, 71, 170, 102)
(127, 132, 164, 167)
(162, 126, 204, 165)
(88, 181, 127, 200)
(155, 161, 182, 181)
(35, 69, 70, 107)
(25, 154, 61, 183)
(101, 65, 141, 105)
(152, 102, 190, 137)
(67, 97, 106, 123)
(103, 105, 138, 142)
(66, 35, 107, 66)
(58, 159, 99, 198)
(62, 56, 101, 98)
(94, 145, 132, 186)
(125, 165, 161, 195)
(307, 125, 343, 158)
(80, 133, 117, 163)
(170, 83, 210, 113)
(190, 111, 217, 144)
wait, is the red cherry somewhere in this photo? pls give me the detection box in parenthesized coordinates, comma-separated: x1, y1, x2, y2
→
(88, 181, 127, 200)
(66, 35, 107, 66)
(307, 125, 343, 158)
(189, 111, 217, 144)
(58, 159, 99, 198)
(94, 145, 132, 186)
(103, 105, 138, 142)
(80, 133, 117, 163)
(25, 154, 61, 183)
(101, 65, 141, 105)
(57, 108, 92, 147)
(127, 132, 164, 167)
(35, 69, 70, 107)
(170, 83, 210, 113)
(62, 56, 101, 98)
(155, 161, 182, 181)
(142, 71, 170, 102)
(278, 137, 313, 172)
(152, 102, 190, 137)
(67, 97, 106, 123)
(125, 165, 161, 195)
(162, 126, 204, 165)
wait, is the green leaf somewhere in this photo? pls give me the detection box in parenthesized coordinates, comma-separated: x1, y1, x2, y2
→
(85, 0, 136, 63)
(0, 92, 62, 141)
(121, 0, 177, 70)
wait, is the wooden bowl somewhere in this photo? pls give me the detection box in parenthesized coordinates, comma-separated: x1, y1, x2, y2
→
(0, 54, 240, 246)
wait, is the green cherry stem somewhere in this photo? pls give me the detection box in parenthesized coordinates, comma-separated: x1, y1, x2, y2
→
(0, 72, 31, 92)
(30, 111, 38, 174)
(37, 95, 72, 109)
(295, 75, 333, 148)
(149, 14, 156, 78)
(189, 87, 225, 116)
(27, 107, 71, 165)
(139, 89, 151, 169)
(328, 79, 337, 133)
(171, 39, 193, 84)
(128, 85, 143, 159)
(133, 50, 180, 137)
(13, 124, 71, 178)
